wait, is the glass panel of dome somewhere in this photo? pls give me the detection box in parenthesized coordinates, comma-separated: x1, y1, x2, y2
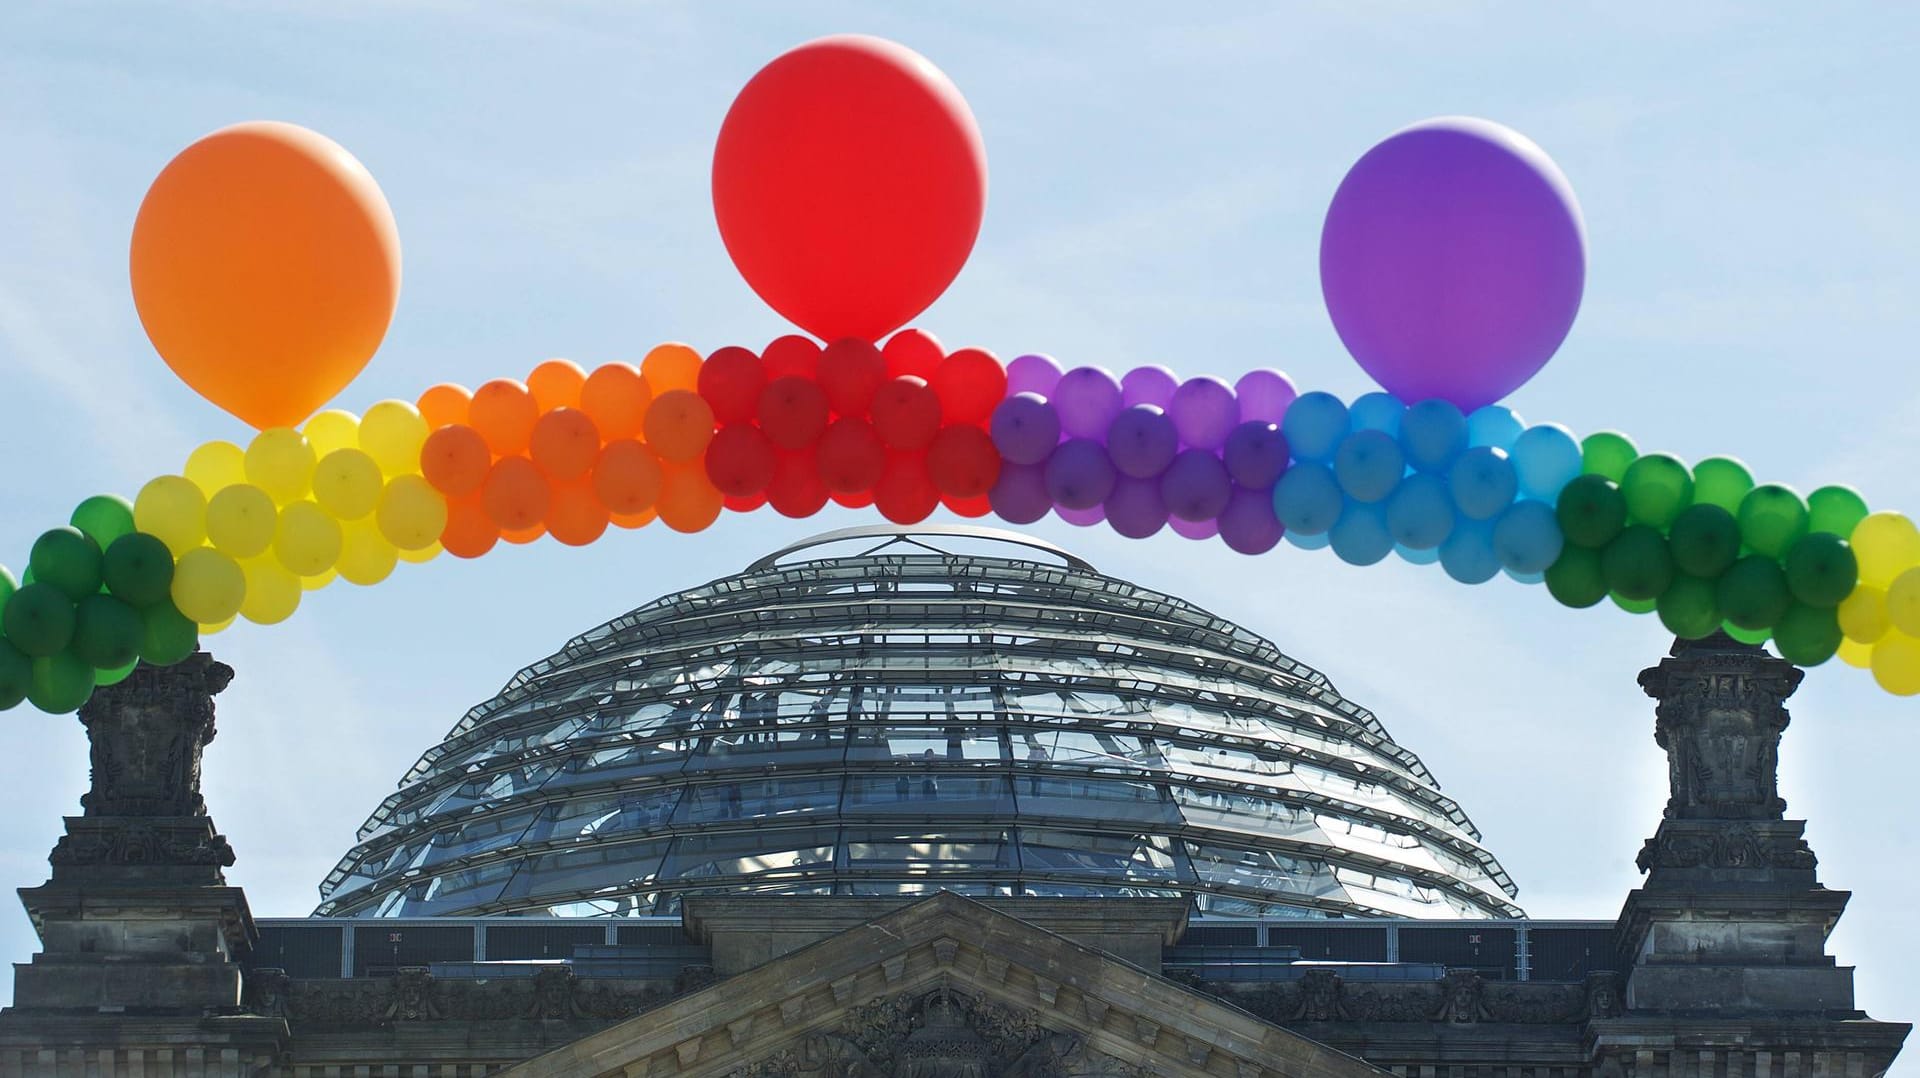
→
(541, 739, 694, 792)
(525, 790, 681, 844)
(1010, 729, 1161, 769)
(674, 777, 844, 824)
(1014, 777, 1181, 826)
(1016, 829, 1180, 882)
(846, 881, 1009, 897)
(496, 837, 670, 906)
(1185, 840, 1345, 900)
(419, 806, 541, 868)
(1170, 787, 1325, 842)
(694, 725, 845, 769)
(844, 829, 1014, 873)
(659, 827, 839, 882)
(393, 859, 518, 915)
(846, 725, 1005, 763)
(843, 773, 1010, 813)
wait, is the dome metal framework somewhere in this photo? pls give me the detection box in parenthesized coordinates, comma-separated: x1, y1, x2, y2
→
(317, 526, 1522, 920)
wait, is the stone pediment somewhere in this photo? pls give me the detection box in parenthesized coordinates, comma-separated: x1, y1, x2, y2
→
(502, 892, 1384, 1078)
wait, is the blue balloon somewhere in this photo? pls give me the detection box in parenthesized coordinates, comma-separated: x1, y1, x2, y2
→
(1396, 542, 1440, 566)
(1273, 463, 1343, 535)
(1510, 422, 1582, 502)
(1333, 430, 1404, 503)
(1449, 446, 1518, 521)
(1491, 499, 1564, 574)
(1467, 405, 1526, 451)
(1399, 399, 1468, 473)
(1385, 472, 1455, 549)
(1440, 519, 1501, 584)
(1505, 567, 1546, 585)
(1329, 499, 1393, 566)
(1286, 527, 1331, 551)
(1348, 392, 1405, 436)
(1281, 392, 1349, 463)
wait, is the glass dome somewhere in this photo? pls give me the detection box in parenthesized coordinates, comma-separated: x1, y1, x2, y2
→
(316, 526, 1521, 920)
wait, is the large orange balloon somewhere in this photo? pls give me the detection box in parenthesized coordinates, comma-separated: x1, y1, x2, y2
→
(131, 122, 400, 430)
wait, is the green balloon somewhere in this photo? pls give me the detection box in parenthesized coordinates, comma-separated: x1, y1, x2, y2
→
(28, 652, 95, 714)
(1718, 555, 1793, 631)
(1668, 504, 1741, 579)
(1581, 431, 1639, 483)
(1621, 453, 1693, 530)
(1555, 475, 1627, 548)
(0, 565, 15, 617)
(1782, 532, 1857, 608)
(1723, 621, 1771, 646)
(1545, 546, 1608, 608)
(1658, 575, 1722, 638)
(1610, 591, 1658, 615)
(1737, 484, 1808, 561)
(1806, 485, 1870, 540)
(1601, 525, 1675, 601)
(2, 582, 76, 657)
(0, 640, 30, 709)
(1690, 457, 1754, 514)
(95, 658, 138, 687)
(139, 601, 199, 667)
(70, 495, 136, 549)
(72, 595, 143, 670)
(102, 533, 175, 608)
(28, 527, 103, 602)
(1773, 603, 1842, 667)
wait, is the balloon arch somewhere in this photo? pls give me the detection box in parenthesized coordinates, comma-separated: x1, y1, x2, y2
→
(4, 35, 1917, 715)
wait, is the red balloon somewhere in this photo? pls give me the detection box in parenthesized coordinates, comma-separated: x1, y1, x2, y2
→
(819, 338, 886, 417)
(758, 376, 830, 449)
(926, 425, 1001, 498)
(817, 418, 886, 492)
(831, 489, 876, 509)
(723, 491, 768, 514)
(713, 37, 987, 342)
(698, 346, 765, 425)
(883, 329, 944, 381)
(762, 335, 821, 380)
(931, 348, 1006, 426)
(871, 376, 942, 451)
(768, 449, 830, 518)
(875, 452, 939, 524)
(705, 424, 777, 497)
(942, 492, 993, 518)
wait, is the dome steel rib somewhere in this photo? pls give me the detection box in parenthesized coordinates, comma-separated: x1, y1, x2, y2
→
(317, 526, 1522, 920)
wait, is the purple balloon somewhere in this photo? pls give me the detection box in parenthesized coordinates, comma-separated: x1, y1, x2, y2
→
(989, 462, 1051, 524)
(1218, 487, 1284, 555)
(990, 393, 1061, 466)
(1320, 117, 1586, 412)
(1105, 476, 1168, 538)
(1122, 365, 1179, 409)
(1169, 515, 1218, 540)
(1057, 503, 1106, 527)
(1053, 367, 1124, 440)
(1235, 369, 1298, 424)
(1222, 421, 1289, 491)
(1044, 438, 1117, 510)
(1169, 376, 1239, 451)
(1005, 353, 1063, 398)
(1160, 449, 1232, 522)
(1107, 405, 1180, 479)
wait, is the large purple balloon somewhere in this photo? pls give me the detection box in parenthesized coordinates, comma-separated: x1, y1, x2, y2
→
(1320, 117, 1585, 411)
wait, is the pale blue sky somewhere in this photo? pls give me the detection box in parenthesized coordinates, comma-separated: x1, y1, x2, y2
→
(2, 1, 1916, 1055)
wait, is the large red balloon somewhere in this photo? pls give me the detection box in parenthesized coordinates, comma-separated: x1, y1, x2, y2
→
(713, 36, 987, 343)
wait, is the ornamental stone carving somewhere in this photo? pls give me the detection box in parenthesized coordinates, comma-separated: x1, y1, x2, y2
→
(801, 987, 1080, 1078)
(1637, 633, 1801, 822)
(77, 653, 232, 818)
(1634, 821, 1817, 872)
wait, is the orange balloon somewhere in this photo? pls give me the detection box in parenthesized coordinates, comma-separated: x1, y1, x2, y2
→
(440, 493, 499, 559)
(581, 363, 652, 440)
(594, 440, 664, 515)
(657, 459, 723, 533)
(501, 522, 547, 545)
(418, 383, 472, 429)
(548, 478, 610, 546)
(420, 424, 492, 497)
(483, 456, 550, 531)
(130, 122, 400, 430)
(527, 359, 586, 411)
(643, 389, 716, 462)
(610, 508, 658, 530)
(469, 379, 538, 456)
(529, 408, 601, 481)
(641, 343, 703, 394)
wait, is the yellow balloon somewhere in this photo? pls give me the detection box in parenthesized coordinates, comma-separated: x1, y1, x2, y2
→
(1838, 584, 1891, 644)
(205, 484, 278, 559)
(1871, 631, 1920, 696)
(360, 400, 429, 477)
(239, 556, 301, 625)
(183, 440, 247, 497)
(311, 448, 383, 521)
(376, 475, 449, 550)
(133, 475, 208, 556)
(171, 547, 245, 625)
(301, 567, 338, 592)
(1890, 569, 1920, 638)
(302, 409, 361, 458)
(397, 540, 442, 564)
(201, 614, 237, 636)
(1850, 511, 1920, 588)
(245, 427, 317, 504)
(273, 500, 343, 576)
(1838, 636, 1873, 669)
(337, 517, 398, 586)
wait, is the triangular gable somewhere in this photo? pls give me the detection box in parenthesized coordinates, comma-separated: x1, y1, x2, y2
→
(502, 893, 1385, 1078)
